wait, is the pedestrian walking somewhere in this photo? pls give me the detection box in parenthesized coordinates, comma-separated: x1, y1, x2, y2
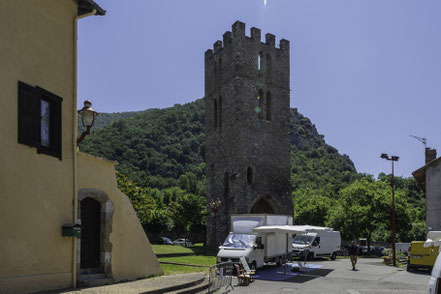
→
(348, 241, 359, 270)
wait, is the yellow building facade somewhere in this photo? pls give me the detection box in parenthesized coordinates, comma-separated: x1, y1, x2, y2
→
(0, 1, 162, 293)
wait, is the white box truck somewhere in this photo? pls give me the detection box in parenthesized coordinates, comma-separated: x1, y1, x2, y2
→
(217, 214, 293, 269)
(292, 228, 341, 260)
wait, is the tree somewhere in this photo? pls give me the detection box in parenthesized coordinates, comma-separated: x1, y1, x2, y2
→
(327, 179, 411, 250)
(168, 193, 206, 243)
(293, 191, 334, 226)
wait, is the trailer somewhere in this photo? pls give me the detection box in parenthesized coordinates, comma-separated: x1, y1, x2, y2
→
(216, 214, 292, 269)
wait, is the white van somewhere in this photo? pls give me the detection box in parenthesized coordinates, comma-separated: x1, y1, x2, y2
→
(292, 230, 341, 260)
(426, 231, 441, 293)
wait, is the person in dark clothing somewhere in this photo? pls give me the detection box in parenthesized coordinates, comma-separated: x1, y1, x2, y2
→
(348, 241, 359, 270)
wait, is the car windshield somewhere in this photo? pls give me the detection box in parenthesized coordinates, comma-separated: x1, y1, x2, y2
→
(293, 235, 315, 245)
(222, 233, 256, 249)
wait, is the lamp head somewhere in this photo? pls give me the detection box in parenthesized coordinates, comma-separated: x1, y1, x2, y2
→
(78, 100, 98, 128)
(381, 153, 389, 159)
(391, 156, 399, 161)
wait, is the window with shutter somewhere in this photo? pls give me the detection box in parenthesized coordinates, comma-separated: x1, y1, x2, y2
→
(18, 81, 63, 159)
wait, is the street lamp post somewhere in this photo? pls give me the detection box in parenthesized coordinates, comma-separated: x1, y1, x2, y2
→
(381, 153, 399, 267)
(209, 198, 221, 251)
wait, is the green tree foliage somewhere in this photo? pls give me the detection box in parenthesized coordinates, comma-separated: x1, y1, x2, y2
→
(327, 179, 412, 247)
(293, 191, 335, 226)
(116, 171, 206, 241)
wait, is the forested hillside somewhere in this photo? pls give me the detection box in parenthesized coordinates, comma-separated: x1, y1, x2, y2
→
(80, 99, 357, 193)
(79, 98, 425, 243)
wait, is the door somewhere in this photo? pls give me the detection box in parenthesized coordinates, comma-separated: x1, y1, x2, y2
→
(312, 237, 321, 255)
(80, 197, 101, 270)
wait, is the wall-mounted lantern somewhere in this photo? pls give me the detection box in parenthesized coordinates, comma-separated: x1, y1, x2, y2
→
(77, 100, 98, 144)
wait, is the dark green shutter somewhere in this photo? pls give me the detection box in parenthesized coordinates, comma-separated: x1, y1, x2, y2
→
(18, 81, 40, 147)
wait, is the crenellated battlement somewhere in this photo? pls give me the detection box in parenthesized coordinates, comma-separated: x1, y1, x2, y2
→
(205, 21, 290, 61)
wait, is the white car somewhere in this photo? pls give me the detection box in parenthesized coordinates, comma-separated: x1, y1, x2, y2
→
(173, 238, 192, 246)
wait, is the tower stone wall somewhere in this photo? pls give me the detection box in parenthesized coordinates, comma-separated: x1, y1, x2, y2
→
(205, 21, 293, 247)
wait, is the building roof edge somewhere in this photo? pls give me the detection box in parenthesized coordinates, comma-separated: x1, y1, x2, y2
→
(77, 0, 106, 16)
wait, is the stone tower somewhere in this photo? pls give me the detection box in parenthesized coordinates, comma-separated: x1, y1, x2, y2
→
(205, 21, 293, 246)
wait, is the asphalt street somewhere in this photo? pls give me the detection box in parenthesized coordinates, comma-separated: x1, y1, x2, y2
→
(228, 258, 429, 294)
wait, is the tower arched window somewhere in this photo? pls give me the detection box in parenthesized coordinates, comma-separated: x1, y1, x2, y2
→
(266, 91, 272, 121)
(247, 167, 253, 185)
(257, 51, 264, 72)
(257, 89, 264, 119)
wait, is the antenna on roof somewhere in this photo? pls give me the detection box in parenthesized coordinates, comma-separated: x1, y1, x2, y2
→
(409, 135, 427, 148)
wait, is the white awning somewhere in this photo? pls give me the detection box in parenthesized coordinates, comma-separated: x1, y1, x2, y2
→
(252, 225, 333, 234)
(424, 231, 441, 248)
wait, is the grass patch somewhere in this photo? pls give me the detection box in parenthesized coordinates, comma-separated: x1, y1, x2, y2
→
(160, 263, 210, 275)
(157, 245, 217, 275)
(152, 243, 216, 256)
(152, 244, 194, 255)
(159, 255, 216, 266)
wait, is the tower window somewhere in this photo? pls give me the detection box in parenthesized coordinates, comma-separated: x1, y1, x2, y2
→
(247, 167, 253, 185)
(258, 51, 264, 72)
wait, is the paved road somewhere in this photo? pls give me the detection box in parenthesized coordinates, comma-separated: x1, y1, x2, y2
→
(228, 258, 429, 294)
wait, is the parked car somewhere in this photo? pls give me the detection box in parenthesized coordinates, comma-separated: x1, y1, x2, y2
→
(173, 238, 192, 246)
(157, 237, 173, 245)
(368, 246, 385, 256)
(359, 246, 368, 255)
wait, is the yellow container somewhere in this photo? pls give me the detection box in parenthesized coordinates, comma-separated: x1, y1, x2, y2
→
(407, 241, 439, 271)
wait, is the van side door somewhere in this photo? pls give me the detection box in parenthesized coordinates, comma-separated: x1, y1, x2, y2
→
(312, 237, 321, 255)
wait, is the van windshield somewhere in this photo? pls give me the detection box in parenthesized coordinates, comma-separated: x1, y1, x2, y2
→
(293, 235, 315, 245)
(222, 233, 256, 249)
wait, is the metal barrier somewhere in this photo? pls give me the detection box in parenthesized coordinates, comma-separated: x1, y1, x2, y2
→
(208, 262, 234, 294)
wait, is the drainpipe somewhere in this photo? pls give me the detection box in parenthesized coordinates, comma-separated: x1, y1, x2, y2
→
(72, 8, 96, 288)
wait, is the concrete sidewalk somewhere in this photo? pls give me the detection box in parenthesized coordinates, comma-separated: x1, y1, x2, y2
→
(37, 273, 207, 294)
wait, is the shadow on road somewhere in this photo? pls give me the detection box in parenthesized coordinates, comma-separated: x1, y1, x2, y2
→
(284, 268, 334, 283)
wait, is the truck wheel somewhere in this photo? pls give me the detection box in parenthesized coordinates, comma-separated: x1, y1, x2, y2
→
(406, 264, 414, 272)
(307, 252, 314, 261)
(331, 252, 337, 260)
(276, 257, 282, 266)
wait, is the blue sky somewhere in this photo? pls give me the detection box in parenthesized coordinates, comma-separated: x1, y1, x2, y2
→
(78, 0, 441, 178)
